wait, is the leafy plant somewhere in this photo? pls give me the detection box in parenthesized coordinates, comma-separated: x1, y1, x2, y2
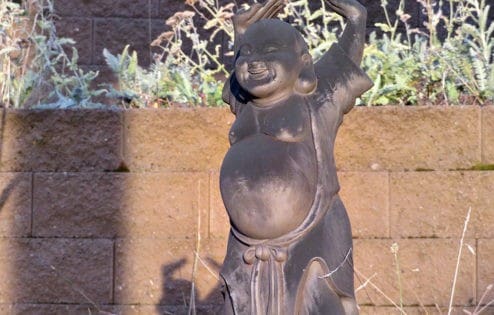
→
(104, 2, 233, 107)
(279, 0, 344, 60)
(360, 0, 494, 105)
(0, 0, 34, 107)
(0, 0, 105, 108)
(3, 0, 493, 107)
(105, 0, 342, 107)
(106, 0, 492, 107)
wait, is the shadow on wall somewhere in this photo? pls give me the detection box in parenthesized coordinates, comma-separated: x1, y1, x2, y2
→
(0, 108, 228, 314)
(0, 109, 124, 313)
(0, 111, 22, 215)
(157, 258, 223, 314)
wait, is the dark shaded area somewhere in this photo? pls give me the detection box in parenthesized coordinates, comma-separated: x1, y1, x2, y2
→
(157, 258, 223, 315)
(0, 109, 123, 313)
(0, 176, 24, 214)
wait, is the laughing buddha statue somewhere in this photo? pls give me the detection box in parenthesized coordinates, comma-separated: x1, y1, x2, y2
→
(219, 0, 373, 313)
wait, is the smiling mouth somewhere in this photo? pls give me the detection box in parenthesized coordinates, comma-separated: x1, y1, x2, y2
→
(248, 67, 270, 80)
(248, 67, 267, 74)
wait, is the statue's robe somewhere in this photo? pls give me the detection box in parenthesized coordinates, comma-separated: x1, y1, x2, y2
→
(221, 43, 373, 315)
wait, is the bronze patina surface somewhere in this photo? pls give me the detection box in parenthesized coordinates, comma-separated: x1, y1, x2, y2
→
(219, 0, 372, 313)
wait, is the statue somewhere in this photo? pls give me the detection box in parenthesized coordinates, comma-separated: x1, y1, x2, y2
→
(219, 0, 372, 313)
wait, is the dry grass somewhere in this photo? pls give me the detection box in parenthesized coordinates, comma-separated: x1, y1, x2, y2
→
(355, 206, 493, 315)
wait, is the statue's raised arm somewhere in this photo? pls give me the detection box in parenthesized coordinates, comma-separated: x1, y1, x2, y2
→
(326, 0, 367, 65)
(231, 0, 285, 52)
(314, 0, 372, 114)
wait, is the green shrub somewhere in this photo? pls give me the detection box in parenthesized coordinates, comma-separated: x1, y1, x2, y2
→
(361, 0, 494, 105)
(107, 0, 493, 107)
(103, 1, 234, 108)
(1, 0, 493, 108)
(0, 0, 104, 108)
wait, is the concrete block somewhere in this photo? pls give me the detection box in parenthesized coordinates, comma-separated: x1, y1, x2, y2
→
(335, 106, 481, 171)
(0, 173, 31, 237)
(123, 108, 232, 172)
(354, 239, 476, 306)
(0, 238, 113, 304)
(0, 110, 123, 172)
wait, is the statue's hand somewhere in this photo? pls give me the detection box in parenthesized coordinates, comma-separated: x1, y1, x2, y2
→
(233, 0, 285, 36)
(325, 0, 366, 20)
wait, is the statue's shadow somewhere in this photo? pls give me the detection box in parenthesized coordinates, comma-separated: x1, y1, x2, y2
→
(157, 257, 223, 315)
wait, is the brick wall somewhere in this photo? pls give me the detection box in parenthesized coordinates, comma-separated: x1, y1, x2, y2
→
(0, 106, 492, 314)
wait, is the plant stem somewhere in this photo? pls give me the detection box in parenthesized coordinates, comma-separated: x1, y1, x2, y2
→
(447, 206, 471, 315)
(354, 268, 408, 315)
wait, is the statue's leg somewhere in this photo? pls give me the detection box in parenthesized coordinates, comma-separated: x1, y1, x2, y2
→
(295, 259, 357, 315)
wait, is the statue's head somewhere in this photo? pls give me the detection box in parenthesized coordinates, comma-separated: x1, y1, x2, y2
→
(235, 19, 317, 106)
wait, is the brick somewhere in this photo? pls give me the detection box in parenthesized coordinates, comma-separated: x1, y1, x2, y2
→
(0, 305, 14, 315)
(476, 173, 494, 238)
(158, 0, 194, 19)
(52, 0, 93, 17)
(0, 238, 113, 304)
(359, 306, 473, 314)
(7, 304, 225, 315)
(478, 239, 494, 306)
(94, 18, 153, 66)
(335, 106, 481, 171)
(482, 106, 494, 165)
(360, 305, 448, 315)
(339, 171, 389, 238)
(33, 172, 208, 239)
(0, 173, 31, 237)
(33, 173, 122, 238)
(114, 304, 223, 314)
(463, 307, 494, 315)
(13, 304, 114, 315)
(119, 172, 209, 239)
(390, 171, 475, 238)
(55, 18, 92, 65)
(54, 0, 160, 18)
(390, 171, 494, 238)
(209, 171, 230, 239)
(0, 109, 123, 172)
(124, 108, 233, 172)
(115, 239, 226, 305)
(8, 304, 488, 314)
(354, 239, 476, 306)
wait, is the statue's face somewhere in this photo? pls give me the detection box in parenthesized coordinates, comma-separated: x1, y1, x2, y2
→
(235, 21, 304, 105)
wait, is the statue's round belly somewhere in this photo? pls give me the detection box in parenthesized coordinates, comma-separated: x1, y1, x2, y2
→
(220, 134, 317, 240)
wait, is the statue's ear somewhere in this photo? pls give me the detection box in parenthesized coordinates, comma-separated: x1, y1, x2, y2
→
(294, 53, 317, 95)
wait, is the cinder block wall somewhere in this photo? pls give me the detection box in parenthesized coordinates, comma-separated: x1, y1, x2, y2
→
(0, 106, 492, 314)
